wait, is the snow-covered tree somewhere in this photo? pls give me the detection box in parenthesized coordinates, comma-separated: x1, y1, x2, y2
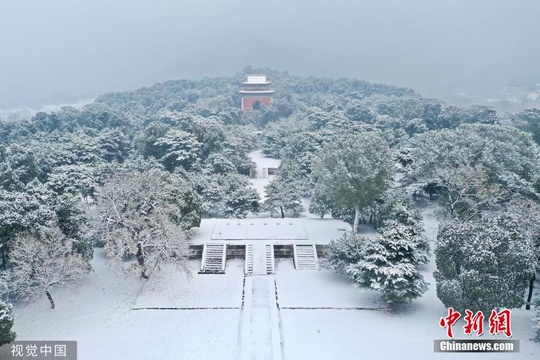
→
(261, 116, 311, 158)
(504, 199, 540, 310)
(375, 188, 422, 229)
(347, 222, 428, 304)
(309, 185, 332, 218)
(0, 143, 50, 192)
(263, 177, 304, 218)
(324, 232, 366, 274)
(94, 168, 201, 278)
(191, 173, 223, 216)
(312, 132, 393, 232)
(2, 228, 90, 309)
(178, 115, 226, 160)
(47, 164, 101, 201)
(433, 165, 503, 221)
(25, 179, 93, 260)
(380, 220, 429, 264)
(514, 108, 540, 145)
(435, 217, 535, 315)
(374, 190, 430, 263)
(202, 153, 237, 175)
(0, 190, 57, 269)
(276, 158, 314, 196)
(345, 100, 376, 124)
(153, 129, 202, 171)
(219, 174, 260, 218)
(329, 205, 356, 227)
(403, 124, 540, 198)
(192, 173, 259, 218)
(0, 300, 15, 346)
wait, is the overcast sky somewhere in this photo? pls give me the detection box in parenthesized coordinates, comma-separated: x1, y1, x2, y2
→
(1, 0, 539, 107)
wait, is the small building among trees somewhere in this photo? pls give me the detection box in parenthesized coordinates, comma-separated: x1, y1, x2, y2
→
(240, 75, 275, 110)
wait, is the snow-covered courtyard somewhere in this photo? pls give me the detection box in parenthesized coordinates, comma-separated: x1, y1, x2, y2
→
(5, 207, 539, 359)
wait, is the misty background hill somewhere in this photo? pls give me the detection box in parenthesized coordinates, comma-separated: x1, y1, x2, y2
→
(1, 0, 539, 109)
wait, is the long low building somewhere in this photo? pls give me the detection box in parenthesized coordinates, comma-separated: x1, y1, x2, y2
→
(189, 217, 352, 274)
(189, 217, 351, 245)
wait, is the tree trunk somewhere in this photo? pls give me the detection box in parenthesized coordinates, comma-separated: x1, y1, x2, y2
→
(1, 248, 5, 270)
(46, 290, 55, 309)
(353, 205, 360, 233)
(526, 273, 536, 310)
(136, 243, 149, 279)
(280, 206, 285, 218)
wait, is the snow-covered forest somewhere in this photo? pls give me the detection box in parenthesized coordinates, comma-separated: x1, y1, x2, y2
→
(1, 68, 540, 358)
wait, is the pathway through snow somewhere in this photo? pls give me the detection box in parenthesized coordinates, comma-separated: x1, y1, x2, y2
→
(240, 276, 283, 360)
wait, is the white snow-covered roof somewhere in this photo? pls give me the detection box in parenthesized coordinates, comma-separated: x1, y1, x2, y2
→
(212, 218, 308, 240)
(238, 90, 275, 94)
(302, 218, 351, 243)
(189, 217, 351, 244)
(244, 75, 269, 84)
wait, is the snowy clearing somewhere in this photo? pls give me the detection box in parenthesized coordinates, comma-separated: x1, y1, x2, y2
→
(5, 206, 540, 359)
(8, 253, 540, 358)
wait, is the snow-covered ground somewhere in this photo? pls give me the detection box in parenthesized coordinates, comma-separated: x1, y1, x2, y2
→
(248, 150, 281, 202)
(8, 252, 245, 360)
(7, 205, 539, 359)
(275, 208, 540, 360)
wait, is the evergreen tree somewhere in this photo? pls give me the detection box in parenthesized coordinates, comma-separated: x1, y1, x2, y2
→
(435, 217, 535, 314)
(376, 188, 422, 228)
(347, 222, 428, 304)
(375, 189, 430, 264)
(404, 124, 540, 199)
(309, 185, 333, 218)
(324, 232, 366, 274)
(153, 129, 202, 171)
(263, 177, 304, 218)
(192, 173, 259, 218)
(0, 300, 15, 346)
(515, 108, 540, 145)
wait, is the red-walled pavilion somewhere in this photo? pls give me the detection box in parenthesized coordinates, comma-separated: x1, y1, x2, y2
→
(239, 75, 275, 111)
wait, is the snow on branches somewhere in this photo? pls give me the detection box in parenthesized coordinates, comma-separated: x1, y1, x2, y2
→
(1, 227, 90, 309)
(94, 168, 201, 278)
(0, 300, 16, 346)
(324, 191, 429, 305)
(435, 217, 535, 315)
(347, 222, 428, 304)
(312, 132, 393, 232)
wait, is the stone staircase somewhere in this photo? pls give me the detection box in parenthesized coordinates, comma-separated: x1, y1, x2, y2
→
(245, 244, 254, 274)
(265, 244, 275, 274)
(199, 243, 226, 274)
(293, 244, 319, 270)
(245, 243, 275, 275)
